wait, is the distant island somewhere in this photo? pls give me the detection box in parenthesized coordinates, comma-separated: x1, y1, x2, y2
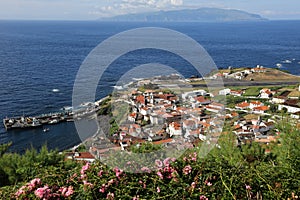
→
(99, 8, 267, 22)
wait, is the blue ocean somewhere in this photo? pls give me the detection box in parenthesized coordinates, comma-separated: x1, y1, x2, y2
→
(0, 20, 300, 153)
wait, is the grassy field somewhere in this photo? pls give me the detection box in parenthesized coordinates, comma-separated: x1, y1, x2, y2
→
(244, 68, 300, 82)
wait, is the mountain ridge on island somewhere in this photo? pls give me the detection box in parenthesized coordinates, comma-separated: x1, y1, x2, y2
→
(99, 8, 267, 22)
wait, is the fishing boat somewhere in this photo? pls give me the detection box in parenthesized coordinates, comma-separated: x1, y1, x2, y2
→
(43, 128, 50, 132)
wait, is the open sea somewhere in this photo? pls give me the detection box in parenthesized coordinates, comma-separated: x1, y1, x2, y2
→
(0, 20, 300, 153)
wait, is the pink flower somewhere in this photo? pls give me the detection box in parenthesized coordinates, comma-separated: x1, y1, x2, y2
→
(200, 195, 208, 200)
(83, 180, 93, 188)
(99, 184, 106, 193)
(81, 162, 90, 175)
(191, 182, 196, 189)
(59, 186, 74, 197)
(65, 186, 74, 197)
(30, 178, 41, 187)
(163, 157, 171, 167)
(113, 167, 123, 179)
(206, 182, 212, 186)
(59, 187, 68, 196)
(157, 171, 164, 179)
(141, 167, 151, 173)
(108, 179, 115, 186)
(245, 185, 251, 190)
(106, 192, 114, 199)
(133, 196, 140, 200)
(15, 186, 26, 197)
(157, 187, 160, 193)
(183, 165, 192, 175)
(34, 186, 50, 199)
(155, 159, 163, 168)
(171, 157, 177, 162)
(98, 170, 104, 177)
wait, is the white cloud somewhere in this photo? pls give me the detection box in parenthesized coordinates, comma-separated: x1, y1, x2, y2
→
(171, 0, 183, 6)
(88, 0, 186, 18)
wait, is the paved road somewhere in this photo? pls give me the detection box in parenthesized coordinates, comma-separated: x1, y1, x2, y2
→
(192, 79, 300, 87)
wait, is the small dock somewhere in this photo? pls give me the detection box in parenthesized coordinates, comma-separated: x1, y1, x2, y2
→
(3, 111, 74, 130)
(3, 97, 107, 131)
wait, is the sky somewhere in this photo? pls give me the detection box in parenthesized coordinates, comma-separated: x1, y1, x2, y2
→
(0, 0, 300, 20)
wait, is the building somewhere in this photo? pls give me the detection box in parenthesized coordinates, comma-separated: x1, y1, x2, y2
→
(236, 101, 250, 110)
(251, 65, 267, 73)
(249, 101, 264, 109)
(206, 102, 225, 113)
(65, 151, 95, 163)
(219, 88, 231, 96)
(230, 90, 244, 96)
(168, 122, 182, 137)
(278, 99, 300, 113)
(253, 106, 270, 114)
(260, 88, 275, 99)
(272, 96, 286, 104)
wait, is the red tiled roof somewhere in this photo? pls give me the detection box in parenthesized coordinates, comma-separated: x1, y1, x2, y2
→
(231, 90, 243, 94)
(136, 95, 145, 104)
(129, 113, 137, 117)
(254, 106, 269, 111)
(153, 138, 173, 145)
(236, 102, 250, 108)
(75, 152, 95, 159)
(195, 96, 209, 103)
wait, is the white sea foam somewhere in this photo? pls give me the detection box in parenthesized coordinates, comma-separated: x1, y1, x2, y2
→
(52, 89, 60, 93)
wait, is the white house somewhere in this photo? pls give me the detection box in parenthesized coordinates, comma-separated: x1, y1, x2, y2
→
(249, 101, 264, 109)
(206, 102, 225, 113)
(149, 113, 165, 125)
(128, 112, 137, 122)
(236, 101, 250, 110)
(182, 90, 207, 100)
(278, 99, 300, 113)
(278, 104, 300, 113)
(291, 112, 300, 119)
(219, 88, 231, 96)
(168, 122, 182, 137)
(272, 96, 286, 104)
(140, 107, 149, 116)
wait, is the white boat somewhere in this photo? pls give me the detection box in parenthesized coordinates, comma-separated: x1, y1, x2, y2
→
(282, 59, 292, 64)
(276, 63, 282, 68)
(32, 118, 42, 127)
(48, 119, 59, 124)
(43, 128, 50, 132)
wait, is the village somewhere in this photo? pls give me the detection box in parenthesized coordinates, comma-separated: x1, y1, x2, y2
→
(67, 67, 300, 162)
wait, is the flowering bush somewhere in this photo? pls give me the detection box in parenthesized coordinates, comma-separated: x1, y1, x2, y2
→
(0, 121, 300, 199)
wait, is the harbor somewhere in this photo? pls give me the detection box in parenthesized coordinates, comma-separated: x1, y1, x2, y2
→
(2, 97, 108, 131)
(3, 111, 74, 130)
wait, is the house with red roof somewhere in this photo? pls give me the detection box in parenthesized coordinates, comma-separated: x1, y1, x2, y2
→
(136, 95, 145, 105)
(206, 102, 225, 113)
(230, 90, 244, 96)
(249, 101, 264, 109)
(128, 112, 137, 122)
(65, 151, 95, 163)
(236, 101, 250, 110)
(168, 122, 182, 137)
(260, 88, 275, 99)
(253, 105, 270, 114)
